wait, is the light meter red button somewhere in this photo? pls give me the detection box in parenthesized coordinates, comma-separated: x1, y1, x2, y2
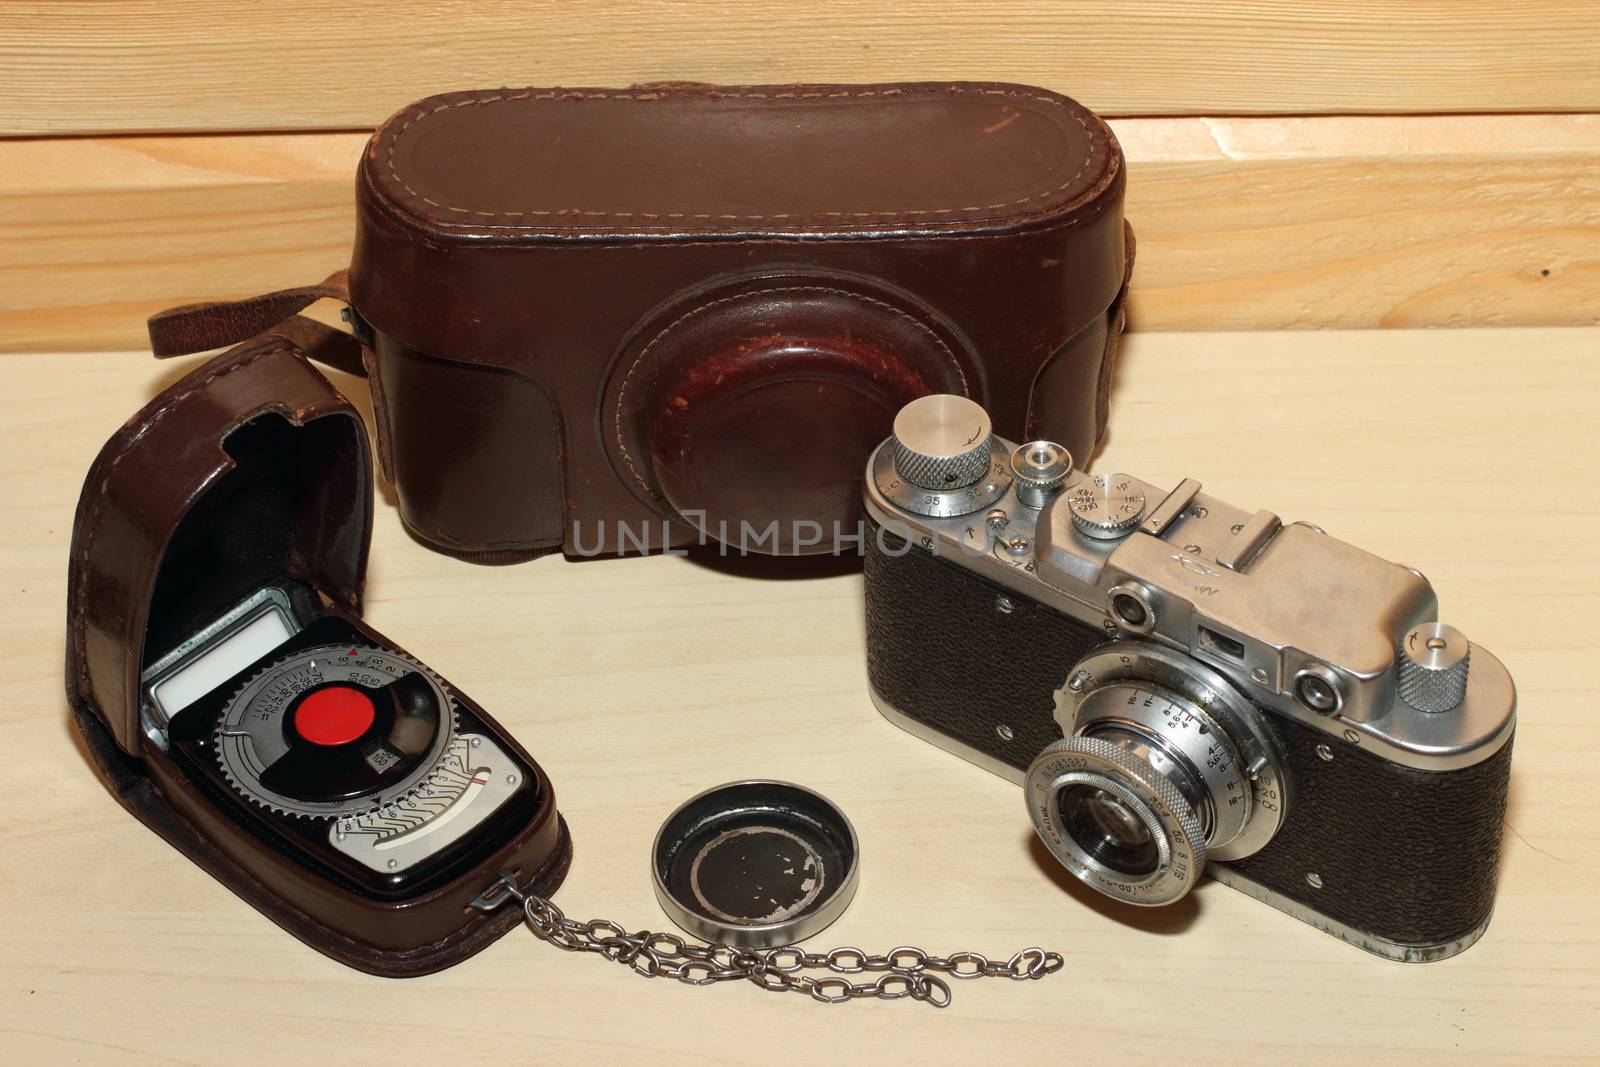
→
(294, 686, 376, 746)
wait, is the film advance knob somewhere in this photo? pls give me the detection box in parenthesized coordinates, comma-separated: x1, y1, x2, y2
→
(1398, 623, 1472, 712)
(891, 394, 995, 491)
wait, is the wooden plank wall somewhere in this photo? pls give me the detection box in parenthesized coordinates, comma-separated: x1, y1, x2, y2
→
(1, 2, 1596, 350)
(4, 1, 1598, 131)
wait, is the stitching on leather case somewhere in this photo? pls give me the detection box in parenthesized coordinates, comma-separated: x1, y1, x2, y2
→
(380, 85, 1105, 227)
(611, 284, 969, 500)
(70, 343, 296, 698)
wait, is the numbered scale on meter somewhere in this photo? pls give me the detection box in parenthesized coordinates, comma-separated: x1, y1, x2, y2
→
(215, 643, 523, 873)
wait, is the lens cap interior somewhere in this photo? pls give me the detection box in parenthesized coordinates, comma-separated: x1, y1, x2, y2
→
(652, 780, 859, 949)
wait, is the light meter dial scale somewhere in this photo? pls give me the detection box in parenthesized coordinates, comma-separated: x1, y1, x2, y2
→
(214, 643, 458, 820)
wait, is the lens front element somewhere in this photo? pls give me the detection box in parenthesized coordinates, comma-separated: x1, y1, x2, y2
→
(1057, 782, 1161, 877)
(1027, 736, 1208, 905)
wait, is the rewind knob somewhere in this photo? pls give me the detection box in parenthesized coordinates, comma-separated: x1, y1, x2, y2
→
(1398, 623, 1472, 713)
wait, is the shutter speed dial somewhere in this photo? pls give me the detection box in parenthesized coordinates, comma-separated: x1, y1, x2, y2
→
(1068, 474, 1147, 540)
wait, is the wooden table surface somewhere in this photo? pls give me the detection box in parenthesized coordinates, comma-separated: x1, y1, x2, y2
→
(2, 328, 1596, 1064)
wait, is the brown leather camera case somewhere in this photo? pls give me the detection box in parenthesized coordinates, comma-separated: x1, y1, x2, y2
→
(153, 82, 1133, 560)
(356, 81, 1132, 558)
(64, 336, 571, 975)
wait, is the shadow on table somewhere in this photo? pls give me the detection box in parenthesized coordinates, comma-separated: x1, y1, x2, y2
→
(678, 543, 864, 580)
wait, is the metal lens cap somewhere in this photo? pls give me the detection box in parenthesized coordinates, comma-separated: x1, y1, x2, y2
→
(652, 780, 859, 949)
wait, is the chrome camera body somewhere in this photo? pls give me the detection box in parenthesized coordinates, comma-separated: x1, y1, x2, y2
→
(862, 395, 1515, 962)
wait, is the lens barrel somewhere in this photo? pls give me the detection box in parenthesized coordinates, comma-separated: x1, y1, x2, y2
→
(1027, 643, 1288, 907)
(1026, 735, 1210, 906)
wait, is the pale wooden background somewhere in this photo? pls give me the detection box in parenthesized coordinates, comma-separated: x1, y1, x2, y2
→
(0, 1, 1596, 350)
(3, 6, 1600, 1064)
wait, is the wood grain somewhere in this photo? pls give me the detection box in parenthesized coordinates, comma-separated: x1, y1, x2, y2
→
(0, 1, 1598, 134)
(1, 116, 1595, 350)
(2, 328, 1596, 1063)
(0, 133, 361, 352)
(1125, 144, 1600, 332)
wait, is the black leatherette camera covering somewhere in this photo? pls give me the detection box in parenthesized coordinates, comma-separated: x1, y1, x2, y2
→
(863, 521, 1511, 948)
(1229, 715, 1511, 947)
(863, 522, 1106, 771)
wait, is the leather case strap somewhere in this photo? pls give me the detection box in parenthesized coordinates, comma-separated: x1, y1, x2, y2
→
(147, 269, 366, 377)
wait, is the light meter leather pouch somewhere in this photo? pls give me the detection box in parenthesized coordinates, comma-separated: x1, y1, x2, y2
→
(65, 335, 572, 976)
(151, 81, 1133, 560)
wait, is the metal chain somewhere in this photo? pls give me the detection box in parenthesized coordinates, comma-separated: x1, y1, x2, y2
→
(470, 874, 1063, 1008)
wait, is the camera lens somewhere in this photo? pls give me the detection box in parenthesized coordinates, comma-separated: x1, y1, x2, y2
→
(1026, 737, 1206, 906)
(1028, 644, 1289, 907)
(1030, 645, 1290, 908)
(1056, 784, 1160, 877)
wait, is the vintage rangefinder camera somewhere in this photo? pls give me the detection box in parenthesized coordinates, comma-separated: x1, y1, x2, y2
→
(862, 395, 1515, 962)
